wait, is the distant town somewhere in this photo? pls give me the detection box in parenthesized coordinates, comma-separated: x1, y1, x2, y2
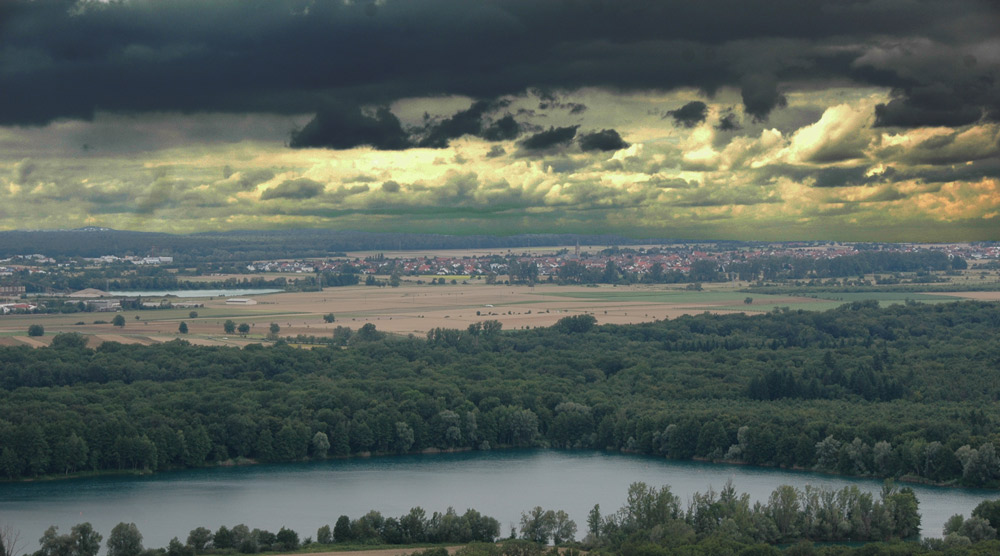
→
(249, 242, 1000, 279)
(1, 242, 998, 289)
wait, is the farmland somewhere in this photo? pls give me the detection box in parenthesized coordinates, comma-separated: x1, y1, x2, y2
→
(1, 279, 996, 348)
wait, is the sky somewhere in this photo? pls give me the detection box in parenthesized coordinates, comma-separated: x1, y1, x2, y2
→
(1, 0, 999, 241)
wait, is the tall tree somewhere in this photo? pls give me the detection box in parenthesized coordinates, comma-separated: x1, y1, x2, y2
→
(106, 523, 142, 556)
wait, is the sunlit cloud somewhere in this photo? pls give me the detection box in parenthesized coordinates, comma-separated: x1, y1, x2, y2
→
(1, 0, 997, 240)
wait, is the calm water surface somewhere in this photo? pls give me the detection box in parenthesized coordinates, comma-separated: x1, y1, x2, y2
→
(2, 450, 997, 550)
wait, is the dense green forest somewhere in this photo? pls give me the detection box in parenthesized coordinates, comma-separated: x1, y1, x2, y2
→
(1, 301, 1000, 489)
(20, 483, 1000, 556)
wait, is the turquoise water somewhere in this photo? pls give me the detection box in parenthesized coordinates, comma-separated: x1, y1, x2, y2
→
(1, 450, 996, 550)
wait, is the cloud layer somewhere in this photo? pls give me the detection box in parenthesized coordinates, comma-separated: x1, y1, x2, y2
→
(0, 0, 998, 240)
(3, 0, 998, 129)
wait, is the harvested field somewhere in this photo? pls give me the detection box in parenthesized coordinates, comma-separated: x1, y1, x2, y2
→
(1, 282, 996, 347)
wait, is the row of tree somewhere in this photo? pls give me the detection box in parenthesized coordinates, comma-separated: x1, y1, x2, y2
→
(584, 481, 920, 550)
(7, 481, 971, 556)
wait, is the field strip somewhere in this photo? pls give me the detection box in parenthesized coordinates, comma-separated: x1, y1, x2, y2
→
(273, 547, 462, 556)
(13, 336, 47, 347)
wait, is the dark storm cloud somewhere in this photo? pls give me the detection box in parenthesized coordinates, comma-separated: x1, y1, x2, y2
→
(716, 112, 741, 131)
(485, 145, 508, 158)
(809, 166, 891, 189)
(519, 126, 579, 151)
(481, 115, 522, 141)
(666, 101, 708, 128)
(416, 99, 511, 148)
(289, 105, 411, 150)
(764, 163, 893, 189)
(857, 48, 1000, 128)
(740, 75, 787, 122)
(534, 89, 589, 114)
(260, 179, 325, 200)
(578, 129, 629, 152)
(874, 88, 992, 128)
(2, 0, 997, 129)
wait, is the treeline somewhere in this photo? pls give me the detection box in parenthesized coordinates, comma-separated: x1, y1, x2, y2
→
(724, 250, 966, 282)
(585, 481, 919, 550)
(552, 250, 965, 285)
(9, 271, 298, 295)
(22, 482, 1000, 556)
(24, 505, 498, 556)
(2, 301, 1000, 488)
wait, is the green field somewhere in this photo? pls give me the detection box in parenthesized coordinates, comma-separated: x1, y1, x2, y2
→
(535, 290, 759, 303)
(805, 291, 956, 303)
(536, 288, 966, 314)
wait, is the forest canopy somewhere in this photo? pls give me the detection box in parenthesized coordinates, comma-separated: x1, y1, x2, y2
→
(1, 301, 999, 489)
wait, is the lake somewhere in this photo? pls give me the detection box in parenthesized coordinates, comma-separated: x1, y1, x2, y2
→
(108, 289, 282, 298)
(2, 450, 997, 551)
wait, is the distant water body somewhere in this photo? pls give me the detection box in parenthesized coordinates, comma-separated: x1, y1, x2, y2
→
(1, 450, 996, 551)
(108, 289, 282, 298)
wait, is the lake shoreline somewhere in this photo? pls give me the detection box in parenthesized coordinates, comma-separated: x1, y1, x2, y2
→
(4, 449, 994, 551)
(3, 446, 978, 493)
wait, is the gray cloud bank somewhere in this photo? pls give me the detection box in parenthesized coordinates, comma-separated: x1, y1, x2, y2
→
(2, 0, 997, 137)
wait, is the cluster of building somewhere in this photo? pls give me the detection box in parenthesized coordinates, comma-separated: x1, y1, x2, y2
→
(246, 243, 1000, 279)
(0, 302, 37, 314)
(245, 260, 316, 273)
(83, 255, 175, 265)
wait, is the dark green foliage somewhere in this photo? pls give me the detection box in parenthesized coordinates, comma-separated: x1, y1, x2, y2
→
(583, 481, 919, 552)
(34, 523, 102, 556)
(275, 527, 298, 551)
(166, 538, 193, 556)
(972, 499, 1000, 531)
(27, 324, 44, 337)
(49, 332, 88, 350)
(185, 528, 211, 554)
(211, 527, 231, 551)
(555, 314, 596, 333)
(315, 507, 499, 546)
(333, 516, 351, 543)
(316, 525, 332, 545)
(106, 523, 142, 556)
(1, 301, 1000, 488)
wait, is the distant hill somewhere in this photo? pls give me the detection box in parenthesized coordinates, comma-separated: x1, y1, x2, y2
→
(0, 228, 698, 261)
